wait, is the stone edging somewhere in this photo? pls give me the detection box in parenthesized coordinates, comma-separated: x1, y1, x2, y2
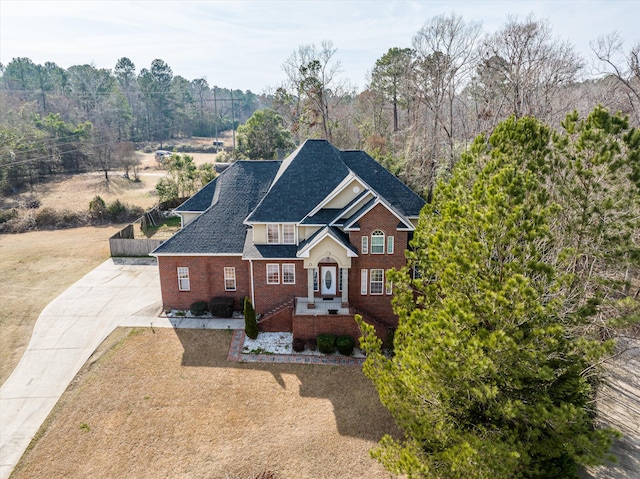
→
(227, 330, 365, 366)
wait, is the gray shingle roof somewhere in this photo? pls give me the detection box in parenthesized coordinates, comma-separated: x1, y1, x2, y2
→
(341, 150, 425, 217)
(174, 177, 218, 212)
(242, 232, 300, 259)
(153, 161, 281, 255)
(246, 139, 350, 223)
(154, 139, 425, 257)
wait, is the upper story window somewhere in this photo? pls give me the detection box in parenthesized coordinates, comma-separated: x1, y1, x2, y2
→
(282, 224, 295, 244)
(387, 235, 394, 254)
(267, 224, 279, 244)
(371, 230, 385, 254)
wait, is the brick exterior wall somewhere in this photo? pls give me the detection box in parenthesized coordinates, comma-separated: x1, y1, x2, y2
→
(258, 307, 293, 332)
(157, 256, 249, 312)
(292, 313, 361, 340)
(347, 203, 409, 326)
(251, 260, 306, 315)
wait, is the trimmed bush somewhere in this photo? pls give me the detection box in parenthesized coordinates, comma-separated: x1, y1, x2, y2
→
(190, 301, 208, 316)
(292, 337, 306, 352)
(336, 335, 355, 356)
(210, 296, 234, 318)
(317, 333, 336, 355)
(244, 297, 258, 340)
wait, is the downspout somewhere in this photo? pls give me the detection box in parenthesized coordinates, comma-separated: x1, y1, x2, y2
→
(249, 259, 255, 308)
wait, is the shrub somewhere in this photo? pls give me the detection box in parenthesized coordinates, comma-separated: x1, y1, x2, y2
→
(106, 199, 127, 220)
(34, 207, 61, 227)
(383, 328, 396, 353)
(292, 337, 306, 352)
(210, 296, 234, 318)
(244, 297, 258, 339)
(336, 335, 355, 356)
(0, 209, 18, 224)
(190, 301, 208, 316)
(317, 333, 336, 355)
(89, 195, 106, 219)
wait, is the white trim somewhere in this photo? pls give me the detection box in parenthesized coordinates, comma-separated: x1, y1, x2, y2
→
(282, 263, 296, 284)
(267, 223, 280, 244)
(297, 226, 358, 258)
(371, 230, 385, 254)
(249, 259, 255, 307)
(266, 263, 280, 284)
(343, 197, 413, 231)
(223, 267, 237, 291)
(306, 172, 359, 217)
(370, 268, 384, 295)
(282, 224, 296, 245)
(328, 191, 375, 226)
(177, 267, 190, 291)
(360, 269, 368, 295)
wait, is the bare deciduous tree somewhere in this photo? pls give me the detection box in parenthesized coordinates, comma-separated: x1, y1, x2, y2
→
(479, 15, 583, 125)
(591, 32, 640, 125)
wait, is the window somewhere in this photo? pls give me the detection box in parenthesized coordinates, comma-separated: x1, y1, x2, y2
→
(360, 269, 368, 295)
(177, 267, 190, 291)
(282, 264, 295, 284)
(338, 268, 343, 292)
(371, 230, 385, 254)
(267, 224, 279, 244)
(387, 235, 394, 254)
(370, 269, 384, 294)
(361, 236, 369, 254)
(224, 267, 236, 291)
(313, 268, 319, 291)
(282, 224, 295, 244)
(267, 264, 280, 284)
(386, 269, 393, 295)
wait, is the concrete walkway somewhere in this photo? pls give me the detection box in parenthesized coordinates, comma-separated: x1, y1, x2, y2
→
(0, 258, 242, 479)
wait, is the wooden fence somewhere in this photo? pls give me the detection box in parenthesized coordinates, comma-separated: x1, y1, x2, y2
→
(109, 223, 164, 257)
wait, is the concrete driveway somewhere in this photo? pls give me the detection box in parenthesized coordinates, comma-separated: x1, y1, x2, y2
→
(0, 258, 243, 479)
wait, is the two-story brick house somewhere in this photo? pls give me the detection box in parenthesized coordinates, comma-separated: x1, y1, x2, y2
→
(152, 139, 425, 339)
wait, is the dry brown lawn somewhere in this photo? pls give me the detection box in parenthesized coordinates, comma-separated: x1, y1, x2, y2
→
(0, 226, 122, 384)
(11, 328, 399, 479)
(0, 149, 219, 384)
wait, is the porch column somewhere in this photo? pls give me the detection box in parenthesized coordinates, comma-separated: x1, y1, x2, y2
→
(341, 268, 348, 307)
(307, 268, 315, 309)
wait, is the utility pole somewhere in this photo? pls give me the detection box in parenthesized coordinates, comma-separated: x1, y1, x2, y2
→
(206, 89, 241, 153)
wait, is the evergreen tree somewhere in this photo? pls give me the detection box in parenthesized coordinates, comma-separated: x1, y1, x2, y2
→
(358, 112, 625, 479)
(244, 297, 258, 340)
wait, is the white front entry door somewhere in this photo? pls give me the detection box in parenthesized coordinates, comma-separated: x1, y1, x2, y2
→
(320, 266, 337, 295)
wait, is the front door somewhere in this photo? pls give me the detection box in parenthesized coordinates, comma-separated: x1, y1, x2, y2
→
(320, 266, 337, 295)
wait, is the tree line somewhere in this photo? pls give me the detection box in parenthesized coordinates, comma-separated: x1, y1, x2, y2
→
(1, 13, 638, 197)
(0, 57, 265, 194)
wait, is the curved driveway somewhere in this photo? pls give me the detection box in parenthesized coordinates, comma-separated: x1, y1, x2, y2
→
(0, 258, 243, 479)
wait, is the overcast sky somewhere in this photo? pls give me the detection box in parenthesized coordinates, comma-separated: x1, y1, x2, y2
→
(1, 0, 638, 93)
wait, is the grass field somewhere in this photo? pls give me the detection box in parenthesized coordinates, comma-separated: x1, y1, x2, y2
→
(11, 328, 399, 479)
(0, 150, 219, 384)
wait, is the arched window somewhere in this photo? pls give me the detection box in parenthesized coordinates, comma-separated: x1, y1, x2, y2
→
(371, 230, 385, 254)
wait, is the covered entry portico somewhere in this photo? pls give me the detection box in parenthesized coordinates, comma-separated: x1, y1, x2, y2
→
(296, 226, 357, 310)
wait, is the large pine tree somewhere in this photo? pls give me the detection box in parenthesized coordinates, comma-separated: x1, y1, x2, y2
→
(358, 108, 639, 478)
